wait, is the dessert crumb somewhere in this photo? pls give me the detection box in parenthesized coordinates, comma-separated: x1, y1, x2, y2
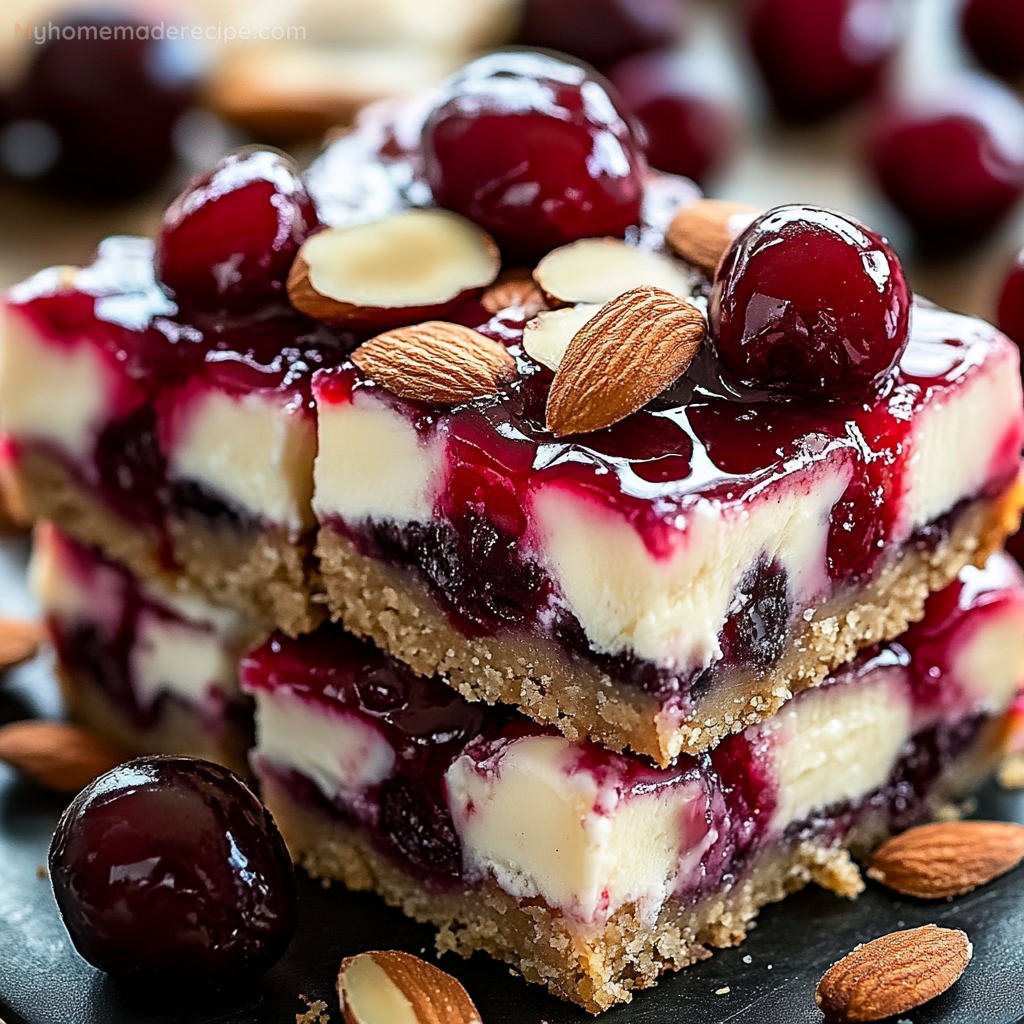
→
(742, 955, 752, 964)
(509, 968, 521, 977)
(998, 754, 1024, 789)
(296, 995, 330, 1023)
(36, 864, 47, 879)
(715, 986, 730, 995)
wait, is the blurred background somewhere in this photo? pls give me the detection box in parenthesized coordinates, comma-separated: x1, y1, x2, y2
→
(0, 0, 1023, 334)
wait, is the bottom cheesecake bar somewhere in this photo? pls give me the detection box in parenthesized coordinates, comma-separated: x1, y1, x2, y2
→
(242, 554, 1024, 1013)
(30, 523, 262, 776)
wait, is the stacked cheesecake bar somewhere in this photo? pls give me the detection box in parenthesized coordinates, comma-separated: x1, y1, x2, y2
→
(5, 51, 1024, 1012)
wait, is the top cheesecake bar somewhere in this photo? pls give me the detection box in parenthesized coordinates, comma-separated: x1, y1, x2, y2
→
(1, 51, 1022, 766)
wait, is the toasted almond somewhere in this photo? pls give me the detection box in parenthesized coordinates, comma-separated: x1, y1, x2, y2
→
(352, 321, 516, 404)
(0, 619, 43, 670)
(480, 268, 548, 319)
(865, 820, 1024, 898)
(815, 925, 971, 1022)
(545, 286, 705, 436)
(665, 199, 759, 277)
(338, 950, 482, 1024)
(0, 721, 129, 792)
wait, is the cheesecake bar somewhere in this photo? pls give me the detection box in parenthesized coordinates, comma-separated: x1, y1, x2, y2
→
(245, 553, 1024, 1012)
(312, 296, 1024, 765)
(31, 522, 261, 776)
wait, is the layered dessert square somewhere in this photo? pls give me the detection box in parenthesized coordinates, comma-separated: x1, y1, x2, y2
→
(245, 553, 1024, 1012)
(31, 522, 260, 776)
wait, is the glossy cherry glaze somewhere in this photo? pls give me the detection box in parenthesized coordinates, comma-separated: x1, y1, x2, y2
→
(961, 0, 1024, 80)
(45, 529, 253, 738)
(998, 246, 1024, 348)
(866, 77, 1024, 247)
(746, 0, 904, 121)
(421, 51, 646, 261)
(608, 51, 737, 186)
(245, 557, 1020, 891)
(157, 148, 319, 312)
(49, 756, 298, 979)
(708, 205, 910, 396)
(8, 237, 354, 550)
(514, 0, 689, 71)
(0, 14, 198, 198)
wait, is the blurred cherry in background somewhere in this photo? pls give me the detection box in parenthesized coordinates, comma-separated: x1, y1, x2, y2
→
(961, 0, 1024, 80)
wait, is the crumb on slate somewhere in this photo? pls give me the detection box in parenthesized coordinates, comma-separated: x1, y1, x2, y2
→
(36, 864, 47, 879)
(715, 986, 730, 995)
(296, 994, 330, 1023)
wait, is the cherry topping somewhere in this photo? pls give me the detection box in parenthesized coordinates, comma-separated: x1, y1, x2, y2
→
(514, 0, 689, 71)
(421, 51, 646, 261)
(607, 51, 737, 186)
(961, 0, 1024, 80)
(746, 0, 904, 121)
(48, 756, 298, 980)
(0, 14, 198, 199)
(998, 247, 1024, 349)
(156, 147, 319, 311)
(866, 77, 1024, 247)
(708, 205, 910, 398)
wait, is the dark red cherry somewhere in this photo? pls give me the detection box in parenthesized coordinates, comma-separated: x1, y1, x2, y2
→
(421, 51, 646, 262)
(962, 0, 1024, 80)
(0, 14, 198, 199)
(514, 0, 689, 71)
(998, 248, 1024, 349)
(48, 756, 298, 980)
(746, 0, 904, 122)
(607, 51, 737, 186)
(156, 147, 319, 310)
(708, 205, 910, 398)
(866, 77, 1024, 247)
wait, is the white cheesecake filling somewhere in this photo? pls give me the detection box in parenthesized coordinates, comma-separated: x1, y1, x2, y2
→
(314, 388, 444, 524)
(531, 466, 849, 668)
(255, 690, 395, 800)
(950, 603, 1024, 713)
(0, 307, 118, 462)
(165, 387, 317, 534)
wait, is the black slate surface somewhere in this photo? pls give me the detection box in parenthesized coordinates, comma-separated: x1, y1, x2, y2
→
(2, 535, 1024, 1024)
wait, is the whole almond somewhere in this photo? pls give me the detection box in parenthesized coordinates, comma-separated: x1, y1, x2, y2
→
(665, 199, 758, 277)
(815, 925, 972, 1022)
(338, 950, 482, 1024)
(545, 286, 705, 436)
(866, 820, 1024, 898)
(0, 619, 42, 670)
(480, 268, 547, 319)
(0, 720, 129, 792)
(352, 321, 517, 404)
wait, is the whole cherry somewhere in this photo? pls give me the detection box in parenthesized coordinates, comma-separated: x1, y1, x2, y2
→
(708, 205, 911, 398)
(746, 0, 904, 122)
(607, 51, 738, 186)
(998, 247, 1024, 349)
(0, 13, 199, 199)
(961, 0, 1024, 80)
(156, 147, 319, 311)
(49, 756, 298, 980)
(866, 76, 1024, 247)
(421, 51, 646, 262)
(514, 0, 689, 71)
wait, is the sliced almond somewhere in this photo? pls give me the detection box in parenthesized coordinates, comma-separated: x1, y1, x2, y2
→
(338, 950, 481, 1024)
(0, 619, 43, 670)
(480, 268, 548, 320)
(665, 199, 759, 277)
(0, 721, 129, 792)
(815, 925, 971, 1022)
(865, 820, 1024, 898)
(288, 210, 500, 330)
(522, 304, 601, 371)
(352, 321, 516, 404)
(533, 237, 693, 308)
(546, 286, 705, 436)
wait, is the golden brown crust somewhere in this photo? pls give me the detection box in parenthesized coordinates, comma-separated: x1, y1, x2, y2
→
(316, 489, 1021, 766)
(259, 771, 862, 1014)
(10, 447, 323, 638)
